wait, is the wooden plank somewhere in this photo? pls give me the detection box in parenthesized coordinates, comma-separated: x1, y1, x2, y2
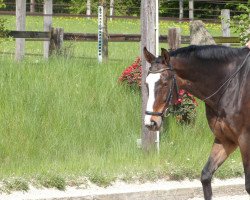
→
(15, 0, 26, 61)
(4, 31, 240, 44)
(8, 31, 50, 38)
(214, 36, 240, 44)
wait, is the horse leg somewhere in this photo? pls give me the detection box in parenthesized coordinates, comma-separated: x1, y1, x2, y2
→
(238, 133, 250, 194)
(201, 138, 237, 200)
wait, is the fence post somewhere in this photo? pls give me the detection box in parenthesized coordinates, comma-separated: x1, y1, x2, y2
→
(86, 0, 91, 19)
(15, 0, 26, 61)
(168, 28, 181, 50)
(49, 27, 64, 55)
(189, 0, 194, 21)
(98, 0, 108, 62)
(179, 0, 183, 20)
(110, 0, 114, 21)
(30, 0, 35, 13)
(44, 0, 53, 59)
(140, 0, 157, 152)
(221, 9, 230, 46)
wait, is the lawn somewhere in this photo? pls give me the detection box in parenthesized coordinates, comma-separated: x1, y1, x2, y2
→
(0, 16, 243, 191)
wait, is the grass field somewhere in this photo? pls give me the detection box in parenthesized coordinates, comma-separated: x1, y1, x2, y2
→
(0, 16, 243, 191)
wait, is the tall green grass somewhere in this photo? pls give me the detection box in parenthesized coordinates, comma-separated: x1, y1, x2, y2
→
(0, 16, 243, 188)
(0, 51, 243, 186)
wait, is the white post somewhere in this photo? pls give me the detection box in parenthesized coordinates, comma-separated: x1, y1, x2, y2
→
(86, 0, 91, 19)
(15, 0, 26, 61)
(44, 0, 53, 59)
(110, 0, 114, 21)
(155, 0, 159, 57)
(155, 0, 160, 153)
(98, 5, 104, 63)
(189, 0, 194, 21)
(30, 0, 35, 13)
(221, 9, 230, 46)
(179, 0, 183, 20)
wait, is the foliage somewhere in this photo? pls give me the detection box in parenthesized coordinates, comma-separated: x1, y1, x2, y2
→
(118, 57, 142, 88)
(37, 173, 66, 190)
(2, 178, 29, 193)
(171, 90, 197, 124)
(0, 0, 5, 8)
(231, 3, 250, 45)
(119, 58, 197, 124)
(0, 0, 7, 43)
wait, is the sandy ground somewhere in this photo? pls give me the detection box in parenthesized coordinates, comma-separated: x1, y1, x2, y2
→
(189, 195, 250, 200)
(0, 177, 247, 200)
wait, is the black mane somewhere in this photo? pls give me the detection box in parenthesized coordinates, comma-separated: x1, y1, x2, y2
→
(170, 45, 249, 62)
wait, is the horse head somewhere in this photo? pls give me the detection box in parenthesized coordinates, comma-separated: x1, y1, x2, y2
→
(143, 47, 179, 131)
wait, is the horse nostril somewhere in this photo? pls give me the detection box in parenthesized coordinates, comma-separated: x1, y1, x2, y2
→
(150, 120, 157, 127)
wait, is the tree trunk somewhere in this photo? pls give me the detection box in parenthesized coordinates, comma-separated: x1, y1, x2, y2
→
(190, 20, 216, 45)
(140, 0, 157, 152)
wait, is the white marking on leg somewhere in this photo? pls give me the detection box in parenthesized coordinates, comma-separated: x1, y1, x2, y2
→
(144, 73, 161, 126)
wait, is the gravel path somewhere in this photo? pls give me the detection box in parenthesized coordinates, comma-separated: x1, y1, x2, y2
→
(0, 177, 247, 200)
(189, 195, 249, 200)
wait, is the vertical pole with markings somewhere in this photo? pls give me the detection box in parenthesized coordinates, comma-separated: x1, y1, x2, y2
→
(98, 5, 103, 63)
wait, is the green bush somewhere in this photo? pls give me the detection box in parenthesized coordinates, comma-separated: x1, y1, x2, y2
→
(232, 3, 250, 45)
(0, 0, 7, 42)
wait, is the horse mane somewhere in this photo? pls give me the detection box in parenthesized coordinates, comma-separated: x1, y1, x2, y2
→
(170, 45, 249, 63)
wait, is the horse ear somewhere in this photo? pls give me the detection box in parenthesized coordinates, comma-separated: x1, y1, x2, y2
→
(143, 47, 156, 64)
(161, 48, 170, 63)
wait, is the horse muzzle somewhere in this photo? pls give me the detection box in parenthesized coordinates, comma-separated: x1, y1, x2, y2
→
(144, 114, 162, 131)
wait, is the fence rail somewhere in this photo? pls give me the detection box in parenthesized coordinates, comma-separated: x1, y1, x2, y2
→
(6, 31, 240, 44)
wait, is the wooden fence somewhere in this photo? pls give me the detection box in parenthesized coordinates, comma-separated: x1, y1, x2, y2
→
(3, 29, 240, 58)
(7, 30, 241, 43)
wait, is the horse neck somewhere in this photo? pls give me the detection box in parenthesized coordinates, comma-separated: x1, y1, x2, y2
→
(171, 56, 234, 105)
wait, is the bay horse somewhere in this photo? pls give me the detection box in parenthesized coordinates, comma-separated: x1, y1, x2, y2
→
(143, 45, 250, 200)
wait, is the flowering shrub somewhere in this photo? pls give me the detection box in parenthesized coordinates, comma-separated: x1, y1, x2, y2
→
(118, 57, 142, 88)
(172, 89, 197, 124)
(119, 58, 197, 124)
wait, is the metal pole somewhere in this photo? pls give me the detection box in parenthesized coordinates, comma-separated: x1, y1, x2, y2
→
(155, 0, 159, 56)
(155, 0, 160, 153)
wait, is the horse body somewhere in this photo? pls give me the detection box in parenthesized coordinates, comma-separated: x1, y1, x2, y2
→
(143, 45, 250, 200)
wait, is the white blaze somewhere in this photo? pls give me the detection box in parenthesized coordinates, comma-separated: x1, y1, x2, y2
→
(144, 73, 161, 126)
